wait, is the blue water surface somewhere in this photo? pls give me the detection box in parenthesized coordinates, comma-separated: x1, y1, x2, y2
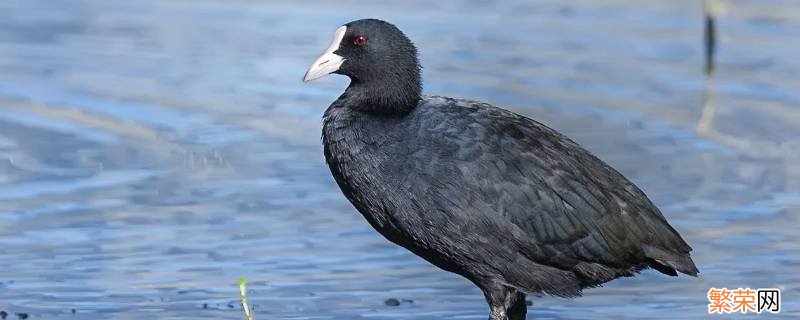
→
(0, 0, 798, 319)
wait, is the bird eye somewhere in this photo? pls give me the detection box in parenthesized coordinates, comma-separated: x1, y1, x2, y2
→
(354, 35, 367, 46)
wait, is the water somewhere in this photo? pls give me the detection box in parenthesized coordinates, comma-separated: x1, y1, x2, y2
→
(0, 0, 798, 319)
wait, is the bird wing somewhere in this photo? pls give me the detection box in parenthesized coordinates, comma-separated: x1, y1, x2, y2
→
(408, 98, 697, 285)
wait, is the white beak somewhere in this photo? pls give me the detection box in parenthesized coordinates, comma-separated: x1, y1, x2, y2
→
(303, 26, 347, 82)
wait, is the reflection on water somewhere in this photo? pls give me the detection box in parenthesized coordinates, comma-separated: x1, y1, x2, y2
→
(697, 77, 716, 135)
(0, 0, 798, 319)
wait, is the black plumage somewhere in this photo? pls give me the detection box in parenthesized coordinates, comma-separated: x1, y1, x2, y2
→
(306, 19, 697, 320)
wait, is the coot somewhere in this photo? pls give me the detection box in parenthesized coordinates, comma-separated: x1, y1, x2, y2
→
(303, 19, 697, 320)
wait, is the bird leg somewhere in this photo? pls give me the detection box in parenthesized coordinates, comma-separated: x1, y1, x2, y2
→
(485, 285, 527, 320)
(507, 291, 528, 320)
(483, 283, 509, 320)
(489, 304, 507, 320)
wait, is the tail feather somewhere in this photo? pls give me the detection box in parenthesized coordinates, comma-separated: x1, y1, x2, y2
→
(643, 245, 699, 277)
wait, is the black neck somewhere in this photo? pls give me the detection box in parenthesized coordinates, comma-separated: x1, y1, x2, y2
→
(339, 71, 421, 116)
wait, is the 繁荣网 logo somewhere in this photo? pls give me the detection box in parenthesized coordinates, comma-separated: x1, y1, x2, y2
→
(707, 287, 780, 314)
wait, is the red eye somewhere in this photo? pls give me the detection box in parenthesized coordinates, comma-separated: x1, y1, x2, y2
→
(354, 35, 367, 46)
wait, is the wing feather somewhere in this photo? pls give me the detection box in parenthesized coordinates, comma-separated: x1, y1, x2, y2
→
(409, 98, 697, 283)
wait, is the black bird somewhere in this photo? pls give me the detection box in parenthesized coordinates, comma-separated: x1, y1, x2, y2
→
(303, 19, 698, 320)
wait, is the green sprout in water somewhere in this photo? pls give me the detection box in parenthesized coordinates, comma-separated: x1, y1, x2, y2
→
(238, 278, 254, 320)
